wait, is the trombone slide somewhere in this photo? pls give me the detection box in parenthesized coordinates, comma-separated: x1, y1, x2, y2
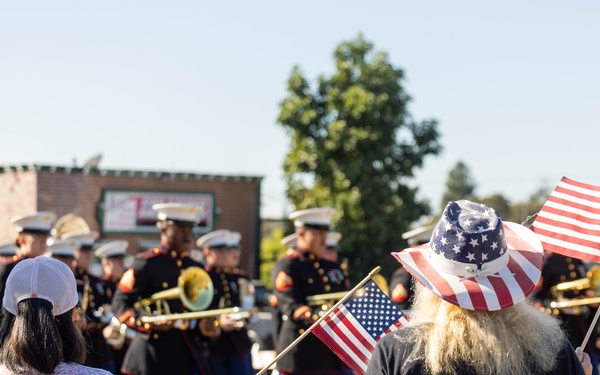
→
(140, 307, 252, 324)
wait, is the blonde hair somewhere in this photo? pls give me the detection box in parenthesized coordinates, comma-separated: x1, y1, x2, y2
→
(401, 283, 566, 375)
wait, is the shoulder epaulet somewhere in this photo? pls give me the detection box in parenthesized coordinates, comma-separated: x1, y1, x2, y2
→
(138, 247, 163, 260)
(284, 249, 301, 259)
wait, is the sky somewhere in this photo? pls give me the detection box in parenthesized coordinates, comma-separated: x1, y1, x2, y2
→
(1, 1, 599, 220)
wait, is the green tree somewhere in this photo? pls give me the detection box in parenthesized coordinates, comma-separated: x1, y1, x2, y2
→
(441, 161, 476, 209)
(480, 193, 512, 220)
(259, 227, 287, 289)
(277, 34, 442, 282)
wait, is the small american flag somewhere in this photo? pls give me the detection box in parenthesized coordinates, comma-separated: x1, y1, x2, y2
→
(531, 176, 600, 263)
(312, 279, 408, 375)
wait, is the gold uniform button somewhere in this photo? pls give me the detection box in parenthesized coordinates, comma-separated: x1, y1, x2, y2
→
(152, 333, 159, 339)
(299, 329, 305, 334)
(314, 262, 320, 268)
(322, 276, 329, 282)
(318, 269, 325, 275)
(308, 278, 313, 284)
(176, 260, 182, 267)
(324, 285, 331, 292)
(162, 282, 168, 288)
(570, 272, 577, 278)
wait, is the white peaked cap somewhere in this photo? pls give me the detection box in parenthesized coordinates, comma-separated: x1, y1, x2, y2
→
(281, 233, 298, 248)
(196, 229, 230, 249)
(152, 203, 203, 224)
(227, 231, 242, 247)
(10, 212, 57, 233)
(0, 243, 17, 257)
(3, 256, 78, 316)
(288, 207, 336, 229)
(60, 230, 99, 247)
(326, 231, 342, 247)
(401, 225, 435, 245)
(95, 240, 128, 259)
(46, 240, 79, 258)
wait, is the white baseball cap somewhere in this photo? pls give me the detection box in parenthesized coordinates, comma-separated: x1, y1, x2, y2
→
(3, 256, 78, 316)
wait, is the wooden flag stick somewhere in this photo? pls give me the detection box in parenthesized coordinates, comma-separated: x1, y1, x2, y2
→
(256, 266, 382, 375)
(581, 304, 600, 350)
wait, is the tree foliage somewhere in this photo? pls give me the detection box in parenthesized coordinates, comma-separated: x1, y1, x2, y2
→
(441, 161, 476, 210)
(259, 227, 287, 289)
(277, 34, 442, 282)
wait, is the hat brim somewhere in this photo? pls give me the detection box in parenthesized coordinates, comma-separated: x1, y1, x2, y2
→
(392, 222, 543, 311)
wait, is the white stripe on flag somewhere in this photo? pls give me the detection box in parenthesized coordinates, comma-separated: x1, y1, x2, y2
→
(558, 181, 600, 199)
(533, 220, 600, 244)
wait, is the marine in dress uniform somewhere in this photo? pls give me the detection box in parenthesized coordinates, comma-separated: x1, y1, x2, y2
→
(197, 230, 254, 375)
(389, 225, 434, 311)
(0, 212, 56, 306)
(112, 203, 220, 375)
(0, 243, 17, 266)
(96, 240, 130, 375)
(62, 230, 114, 372)
(271, 207, 352, 375)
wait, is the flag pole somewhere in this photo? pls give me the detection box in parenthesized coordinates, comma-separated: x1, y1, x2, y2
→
(256, 266, 382, 375)
(581, 304, 600, 350)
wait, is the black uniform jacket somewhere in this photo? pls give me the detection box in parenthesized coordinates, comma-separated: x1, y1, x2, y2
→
(271, 248, 350, 373)
(76, 268, 113, 369)
(205, 266, 253, 359)
(112, 245, 215, 375)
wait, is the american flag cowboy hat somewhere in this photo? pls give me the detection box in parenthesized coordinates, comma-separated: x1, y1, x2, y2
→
(393, 200, 544, 311)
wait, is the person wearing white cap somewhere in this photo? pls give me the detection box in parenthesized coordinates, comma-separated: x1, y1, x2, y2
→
(60, 229, 114, 372)
(0, 212, 57, 309)
(112, 203, 220, 375)
(95, 240, 129, 375)
(389, 224, 435, 311)
(46, 239, 79, 272)
(0, 256, 111, 374)
(270, 207, 352, 375)
(366, 200, 592, 375)
(196, 229, 254, 375)
(0, 243, 17, 265)
(323, 231, 342, 263)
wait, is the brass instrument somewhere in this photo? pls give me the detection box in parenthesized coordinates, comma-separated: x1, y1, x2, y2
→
(140, 306, 253, 324)
(547, 265, 600, 311)
(372, 274, 389, 296)
(306, 291, 348, 310)
(134, 266, 214, 316)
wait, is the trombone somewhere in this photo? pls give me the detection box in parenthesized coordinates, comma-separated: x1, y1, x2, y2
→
(547, 265, 600, 310)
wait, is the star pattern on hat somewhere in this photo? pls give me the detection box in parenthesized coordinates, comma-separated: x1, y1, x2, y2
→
(430, 200, 508, 267)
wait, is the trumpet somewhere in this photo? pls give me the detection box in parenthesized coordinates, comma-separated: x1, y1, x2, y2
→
(546, 265, 600, 312)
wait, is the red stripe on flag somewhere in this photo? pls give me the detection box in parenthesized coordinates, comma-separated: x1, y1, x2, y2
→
(562, 176, 600, 193)
(546, 194, 600, 215)
(537, 205, 600, 226)
(487, 272, 513, 309)
(532, 224, 600, 249)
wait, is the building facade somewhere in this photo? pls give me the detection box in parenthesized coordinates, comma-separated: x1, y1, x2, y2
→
(0, 164, 262, 277)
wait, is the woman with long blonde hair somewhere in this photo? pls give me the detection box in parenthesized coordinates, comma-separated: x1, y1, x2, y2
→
(366, 200, 591, 375)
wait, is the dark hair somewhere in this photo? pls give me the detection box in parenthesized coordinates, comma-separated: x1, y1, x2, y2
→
(0, 299, 86, 373)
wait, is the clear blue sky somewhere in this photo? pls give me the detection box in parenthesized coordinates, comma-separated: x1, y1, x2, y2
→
(1, 1, 599, 219)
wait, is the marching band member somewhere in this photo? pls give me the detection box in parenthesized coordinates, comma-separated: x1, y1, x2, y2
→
(0, 243, 17, 265)
(271, 207, 352, 375)
(0, 212, 56, 306)
(197, 229, 254, 375)
(61, 230, 114, 373)
(96, 240, 130, 375)
(112, 203, 220, 375)
(322, 231, 341, 263)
